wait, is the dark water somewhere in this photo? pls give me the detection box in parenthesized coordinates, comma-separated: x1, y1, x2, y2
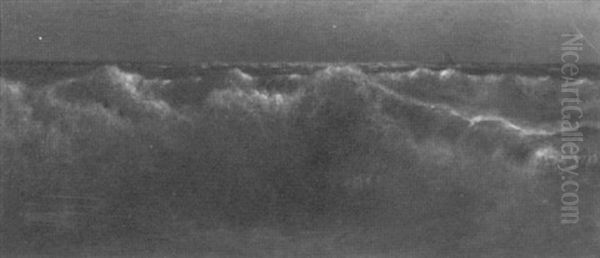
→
(1, 62, 599, 257)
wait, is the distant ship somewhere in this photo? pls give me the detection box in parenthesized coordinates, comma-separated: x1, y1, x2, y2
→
(440, 51, 457, 67)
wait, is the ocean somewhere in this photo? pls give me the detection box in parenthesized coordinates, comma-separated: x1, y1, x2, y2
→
(1, 61, 599, 256)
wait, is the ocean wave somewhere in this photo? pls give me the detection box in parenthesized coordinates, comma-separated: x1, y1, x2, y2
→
(1, 63, 599, 253)
(3, 64, 598, 160)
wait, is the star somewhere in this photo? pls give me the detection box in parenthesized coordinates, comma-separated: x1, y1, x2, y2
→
(37, 36, 43, 41)
(332, 24, 337, 29)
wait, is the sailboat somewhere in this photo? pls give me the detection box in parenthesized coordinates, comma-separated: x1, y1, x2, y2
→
(441, 51, 456, 67)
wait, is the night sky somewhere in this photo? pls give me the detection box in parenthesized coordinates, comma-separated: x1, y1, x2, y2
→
(1, 0, 599, 64)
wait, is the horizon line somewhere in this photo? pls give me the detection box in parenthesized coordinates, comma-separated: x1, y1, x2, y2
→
(2, 59, 600, 66)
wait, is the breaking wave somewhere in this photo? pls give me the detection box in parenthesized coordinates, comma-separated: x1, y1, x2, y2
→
(1, 63, 599, 255)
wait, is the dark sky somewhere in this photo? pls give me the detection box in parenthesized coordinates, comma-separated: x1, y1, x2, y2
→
(1, 0, 599, 64)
